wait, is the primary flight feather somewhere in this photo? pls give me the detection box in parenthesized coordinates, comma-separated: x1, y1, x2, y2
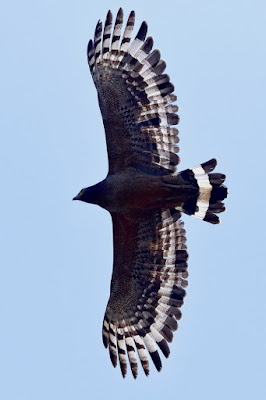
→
(73, 8, 227, 378)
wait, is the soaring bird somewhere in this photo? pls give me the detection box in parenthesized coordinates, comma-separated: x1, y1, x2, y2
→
(73, 8, 227, 378)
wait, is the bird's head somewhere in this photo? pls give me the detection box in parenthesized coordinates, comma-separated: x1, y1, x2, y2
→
(73, 183, 102, 205)
(73, 188, 87, 202)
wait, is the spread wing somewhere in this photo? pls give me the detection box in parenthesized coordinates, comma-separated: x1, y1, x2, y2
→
(103, 209, 188, 378)
(88, 9, 180, 175)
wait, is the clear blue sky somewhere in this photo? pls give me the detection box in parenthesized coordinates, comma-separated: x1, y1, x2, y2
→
(1, 0, 266, 399)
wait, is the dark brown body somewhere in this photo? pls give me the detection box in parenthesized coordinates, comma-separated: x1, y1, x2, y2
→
(75, 169, 198, 213)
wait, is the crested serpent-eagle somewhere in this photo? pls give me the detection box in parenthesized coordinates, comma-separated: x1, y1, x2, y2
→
(73, 8, 227, 378)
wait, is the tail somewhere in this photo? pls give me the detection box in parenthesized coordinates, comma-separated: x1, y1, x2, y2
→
(178, 159, 227, 224)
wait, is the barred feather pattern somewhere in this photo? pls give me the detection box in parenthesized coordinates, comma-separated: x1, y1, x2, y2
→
(87, 8, 180, 175)
(177, 159, 227, 224)
(102, 209, 188, 378)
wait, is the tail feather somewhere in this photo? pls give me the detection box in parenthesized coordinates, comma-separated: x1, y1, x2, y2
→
(179, 159, 227, 224)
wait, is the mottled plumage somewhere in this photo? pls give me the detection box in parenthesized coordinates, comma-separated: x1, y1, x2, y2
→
(74, 8, 227, 378)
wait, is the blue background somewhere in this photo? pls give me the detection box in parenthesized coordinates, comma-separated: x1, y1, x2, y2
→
(1, 0, 265, 398)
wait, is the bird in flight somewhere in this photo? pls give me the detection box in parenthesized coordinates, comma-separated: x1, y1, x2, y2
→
(73, 8, 227, 378)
